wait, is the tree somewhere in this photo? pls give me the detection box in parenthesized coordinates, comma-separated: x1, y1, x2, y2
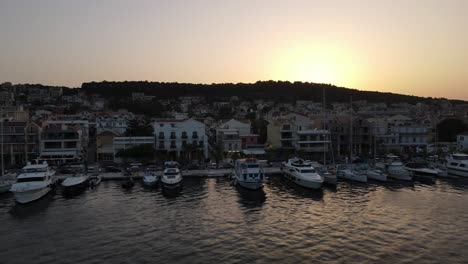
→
(125, 119, 153, 136)
(437, 119, 468, 142)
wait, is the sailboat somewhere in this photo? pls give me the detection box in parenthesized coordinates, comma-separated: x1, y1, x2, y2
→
(320, 87, 338, 185)
(337, 97, 368, 183)
(0, 115, 11, 193)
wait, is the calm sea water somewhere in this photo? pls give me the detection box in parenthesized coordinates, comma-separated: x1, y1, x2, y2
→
(1, 176, 468, 264)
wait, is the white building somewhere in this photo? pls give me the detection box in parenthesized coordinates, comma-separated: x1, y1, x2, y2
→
(153, 118, 208, 159)
(457, 133, 468, 151)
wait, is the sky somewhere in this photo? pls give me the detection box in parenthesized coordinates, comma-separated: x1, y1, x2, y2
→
(0, 0, 467, 100)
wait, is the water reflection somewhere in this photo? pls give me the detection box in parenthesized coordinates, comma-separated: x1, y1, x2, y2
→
(235, 185, 266, 208)
(269, 176, 324, 201)
(9, 191, 56, 219)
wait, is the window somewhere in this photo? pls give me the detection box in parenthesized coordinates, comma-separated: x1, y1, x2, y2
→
(228, 143, 232, 150)
(171, 124, 175, 128)
(461, 164, 466, 168)
(181, 131, 188, 139)
(170, 140, 176, 148)
(192, 131, 198, 139)
(158, 132, 164, 139)
(170, 132, 176, 139)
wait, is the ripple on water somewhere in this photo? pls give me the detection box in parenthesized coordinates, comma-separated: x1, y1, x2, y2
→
(1, 177, 468, 263)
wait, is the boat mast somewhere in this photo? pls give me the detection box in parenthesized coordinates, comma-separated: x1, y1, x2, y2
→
(1, 107, 3, 177)
(322, 86, 326, 166)
(349, 96, 353, 164)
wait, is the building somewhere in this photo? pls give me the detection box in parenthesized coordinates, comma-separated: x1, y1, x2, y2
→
(113, 136, 155, 163)
(0, 121, 41, 167)
(215, 119, 260, 151)
(96, 130, 121, 164)
(457, 133, 468, 151)
(96, 116, 129, 135)
(267, 113, 330, 158)
(153, 118, 208, 159)
(39, 124, 84, 165)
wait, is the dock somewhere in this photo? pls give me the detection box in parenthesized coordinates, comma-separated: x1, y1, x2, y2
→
(56, 167, 282, 181)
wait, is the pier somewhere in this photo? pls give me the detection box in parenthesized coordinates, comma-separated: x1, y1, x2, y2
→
(56, 167, 283, 181)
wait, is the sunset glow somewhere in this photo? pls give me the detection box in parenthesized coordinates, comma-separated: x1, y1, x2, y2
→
(0, 0, 467, 99)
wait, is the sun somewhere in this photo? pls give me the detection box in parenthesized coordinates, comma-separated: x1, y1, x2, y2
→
(271, 43, 358, 87)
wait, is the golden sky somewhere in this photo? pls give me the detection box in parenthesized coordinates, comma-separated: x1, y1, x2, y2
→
(1, 0, 467, 100)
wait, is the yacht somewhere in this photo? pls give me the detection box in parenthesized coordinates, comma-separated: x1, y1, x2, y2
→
(10, 161, 56, 204)
(308, 161, 337, 186)
(142, 170, 159, 187)
(446, 153, 468, 177)
(366, 168, 388, 181)
(337, 166, 368, 183)
(281, 158, 324, 189)
(376, 155, 412, 181)
(404, 162, 437, 183)
(234, 158, 264, 190)
(161, 161, 182, 190)
(61, 174, 89, 193)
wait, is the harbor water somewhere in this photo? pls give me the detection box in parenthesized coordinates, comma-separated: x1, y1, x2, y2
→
(1, 176, 468, 263)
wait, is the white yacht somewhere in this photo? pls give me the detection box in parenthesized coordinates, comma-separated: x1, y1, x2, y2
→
(281, 158, 324, 189)
(376, 155, 412, 181)
(234, 158, 264, 190)
(10, 161, 56, 204)
(142, 170, 159, 187)
(61, 174, 89, 192)
(366, 168, 388, 181)
(446, 153, 468, 177)
(161, 161, 182, 190)
(337, 167, 368, 183)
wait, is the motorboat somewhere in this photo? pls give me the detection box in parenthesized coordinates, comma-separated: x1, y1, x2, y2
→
(404, 162, 437, 183)
(366, 168, 388, 181)
(121, 177, 134, 189)
(281, 158, 324, 189)
(89, 176, 102, 187)
(336, 167, 368, 183)
(61, 174, 89, 193)
(0, 181, 11, 193)
(161, 161, 182, 190)
(9, 161, 56, 204)
(376, 155, 412, 181)
(142, 170, 159, 187)
(234, 158, 264, 190)
(446, 153, 468, 177)
(308, 162, 337, 186)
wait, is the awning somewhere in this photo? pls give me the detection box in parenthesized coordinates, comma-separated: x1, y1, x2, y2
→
(242, 149, 266, 155)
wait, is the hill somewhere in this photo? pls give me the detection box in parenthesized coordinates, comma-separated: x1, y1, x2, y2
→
(81, 80, 465, 105)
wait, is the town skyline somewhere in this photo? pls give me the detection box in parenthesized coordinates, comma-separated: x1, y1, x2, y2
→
(1, 0, 467, 100)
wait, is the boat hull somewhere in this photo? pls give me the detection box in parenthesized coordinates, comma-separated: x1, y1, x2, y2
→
(13, 187, 52, 204)
(447, 167, 468, 177)
(143, 176, 159, 187)
(367, 171, 387, 182)
(323, 173, 337, 185)
(162, 180, 182, 190)
(0, 183, 11, 193)
(337, 170, 367, 183)
(237, 180, 263, 190)
(283, 172, 323, 189)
